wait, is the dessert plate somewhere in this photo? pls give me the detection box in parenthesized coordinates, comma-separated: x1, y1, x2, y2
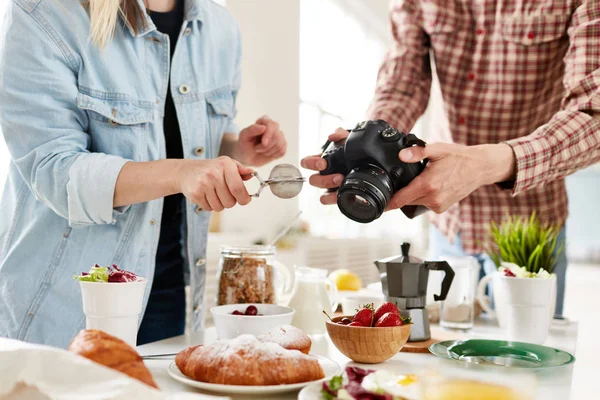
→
(168, 355, 341, 395)
(429, 339, 575, 369)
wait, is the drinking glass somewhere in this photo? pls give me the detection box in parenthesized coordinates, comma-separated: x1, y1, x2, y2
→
(439, 256, 480, 330)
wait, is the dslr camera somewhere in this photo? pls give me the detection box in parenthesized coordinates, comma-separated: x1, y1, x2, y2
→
(320, 120, 428, 223)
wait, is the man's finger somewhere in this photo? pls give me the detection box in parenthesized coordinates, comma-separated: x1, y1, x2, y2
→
(328, 127, 350, 142)
(301, 155, 327, 171)
(386, 175, 430, 210)
(399, 143, 448, 163)
(320, 192, 337, 205)
(309, 173, 344, 189)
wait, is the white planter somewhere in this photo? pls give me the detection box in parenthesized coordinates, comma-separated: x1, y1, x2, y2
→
(476, 272, 556, 344)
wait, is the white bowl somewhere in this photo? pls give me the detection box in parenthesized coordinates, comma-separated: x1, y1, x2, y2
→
(210, 304, 295, 339)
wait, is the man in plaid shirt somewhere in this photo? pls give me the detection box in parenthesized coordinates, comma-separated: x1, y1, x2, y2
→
(302, 0, 600, 318)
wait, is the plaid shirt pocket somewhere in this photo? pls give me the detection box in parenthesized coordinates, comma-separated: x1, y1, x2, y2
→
(501, 13, 571, 45)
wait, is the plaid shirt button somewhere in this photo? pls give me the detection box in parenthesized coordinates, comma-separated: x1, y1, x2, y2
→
(527, 31, 535, 39)
(458, 116, 466, 125)
(476, 28, 484, 35)
(468, 72, 476, 81)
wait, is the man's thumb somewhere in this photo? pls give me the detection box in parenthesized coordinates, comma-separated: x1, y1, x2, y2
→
(399, 143, 446, 163)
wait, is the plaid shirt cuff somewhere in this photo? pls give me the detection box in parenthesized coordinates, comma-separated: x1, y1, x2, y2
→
(505, 110, 600, 196)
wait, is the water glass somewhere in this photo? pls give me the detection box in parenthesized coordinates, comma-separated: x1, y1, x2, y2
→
(439, 256, 480, 330)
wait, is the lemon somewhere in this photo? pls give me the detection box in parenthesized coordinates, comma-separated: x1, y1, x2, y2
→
(329, 269, 362, 291)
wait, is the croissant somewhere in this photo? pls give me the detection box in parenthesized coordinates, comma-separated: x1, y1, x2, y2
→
(68, 330, 158, 389)
(175, 335, 325, 385)
(257, 324, 312, 354)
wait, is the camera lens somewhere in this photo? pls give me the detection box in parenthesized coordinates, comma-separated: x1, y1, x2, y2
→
(337, 165, 393, 223)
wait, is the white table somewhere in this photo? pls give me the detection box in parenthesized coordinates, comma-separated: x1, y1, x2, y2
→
(138, 318, 577, 400)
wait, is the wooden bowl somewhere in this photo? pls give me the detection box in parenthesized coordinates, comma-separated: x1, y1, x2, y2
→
(326, 315, 411, 364)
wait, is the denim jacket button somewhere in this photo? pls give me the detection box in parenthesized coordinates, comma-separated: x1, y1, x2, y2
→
(193, 304, 201, 313)
(149, 219, 156, 225)
(195, 258, 206, 267)
(184, 27, 192, 36)
(193, 146, 205, 156)
(179, 84, 190, 94)
(195, 206, 203, 214)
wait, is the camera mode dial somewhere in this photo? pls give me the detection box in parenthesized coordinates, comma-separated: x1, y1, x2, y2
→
(380, 127, 400, 142)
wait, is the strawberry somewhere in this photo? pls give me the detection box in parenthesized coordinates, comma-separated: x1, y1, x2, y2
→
(352, 304, 374, 327)
(348, 322, 363, 327)
(374, 312, 403, 327)
(373, 302, 400, 325)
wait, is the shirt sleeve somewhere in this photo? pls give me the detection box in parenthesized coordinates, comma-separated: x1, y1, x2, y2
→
(367, 0, 432, 133)
(505, 0, 600, 195)
(0, 5, 130, 228)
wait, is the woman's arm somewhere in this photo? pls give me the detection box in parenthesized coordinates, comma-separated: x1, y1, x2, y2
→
(113, 158, 253, 212)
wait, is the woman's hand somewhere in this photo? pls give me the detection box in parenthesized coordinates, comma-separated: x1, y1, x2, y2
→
(178, 156, 254, 212)
(233, 115, 287, 167)
(387, 143, 516, 213)
(300, 128, 349, 205)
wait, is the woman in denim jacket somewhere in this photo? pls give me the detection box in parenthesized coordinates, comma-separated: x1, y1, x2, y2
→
(0, 0, 287, 347)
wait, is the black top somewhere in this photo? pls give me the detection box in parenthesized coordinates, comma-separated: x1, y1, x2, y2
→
(150, 2, 185, 225)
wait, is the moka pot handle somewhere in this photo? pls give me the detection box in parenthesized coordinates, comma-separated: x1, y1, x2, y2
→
(427, 261, 455, 301)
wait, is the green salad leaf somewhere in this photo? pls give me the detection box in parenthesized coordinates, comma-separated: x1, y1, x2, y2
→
(73, 265, 109, 282)
(321, 374, 343, 399)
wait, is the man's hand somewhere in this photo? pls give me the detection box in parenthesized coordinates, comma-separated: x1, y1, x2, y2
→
(234, 115, 287, 167)
(388, 143, 516, 213)
(300, 128, 349, 205)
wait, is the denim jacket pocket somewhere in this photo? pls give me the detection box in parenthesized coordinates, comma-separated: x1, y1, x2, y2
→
(205, 89, 235, 157)
(77, 92, 156, 161)
(501, 13, 570, 45)
(77, 92, 155, 127)
(205, 89, 235, 118)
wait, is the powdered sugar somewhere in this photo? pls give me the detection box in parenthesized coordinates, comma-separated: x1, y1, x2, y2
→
(258, 325, 309, 349)
(200, 334, 311, 363)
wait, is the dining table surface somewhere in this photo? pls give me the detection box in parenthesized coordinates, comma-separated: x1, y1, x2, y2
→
(138, 316, 578, 400)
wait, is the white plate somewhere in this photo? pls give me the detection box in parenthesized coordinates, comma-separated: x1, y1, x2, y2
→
(168, 355, 341, 395)
(298, 380, 323, 399)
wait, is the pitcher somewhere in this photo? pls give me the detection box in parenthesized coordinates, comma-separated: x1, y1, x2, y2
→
(287, 266, 338, 335)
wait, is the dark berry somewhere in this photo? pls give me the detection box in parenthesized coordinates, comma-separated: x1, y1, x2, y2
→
(341, 318, 352, 325)
(245, 305, 258, 316)
(232, 310, 244, 315)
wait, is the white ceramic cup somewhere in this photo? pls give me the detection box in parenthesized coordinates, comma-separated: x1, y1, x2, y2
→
(476, 272, 555, 344)
(79, 280, 147, 347)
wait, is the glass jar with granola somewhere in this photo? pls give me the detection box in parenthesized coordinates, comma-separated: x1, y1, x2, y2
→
(216, 245, 294, 305)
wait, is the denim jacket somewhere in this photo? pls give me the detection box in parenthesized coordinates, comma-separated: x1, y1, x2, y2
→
(0, 0, 240, 347)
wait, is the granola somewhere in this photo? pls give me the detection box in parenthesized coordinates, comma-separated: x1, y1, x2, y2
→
(217, 255, 276, 305)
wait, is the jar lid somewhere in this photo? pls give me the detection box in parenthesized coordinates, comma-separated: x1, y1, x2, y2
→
(220, 245, 276, 257)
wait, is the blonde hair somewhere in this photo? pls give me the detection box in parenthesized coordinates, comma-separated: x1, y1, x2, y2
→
(88, 0, 146, 47)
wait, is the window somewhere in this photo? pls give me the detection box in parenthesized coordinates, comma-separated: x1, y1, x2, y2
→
(298, 0, 426, 241)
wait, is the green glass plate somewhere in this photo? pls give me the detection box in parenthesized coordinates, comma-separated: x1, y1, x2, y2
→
(429, 339, 575, 369)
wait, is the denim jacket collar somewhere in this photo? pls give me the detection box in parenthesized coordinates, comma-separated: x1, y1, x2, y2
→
(125, 0, 205, 37)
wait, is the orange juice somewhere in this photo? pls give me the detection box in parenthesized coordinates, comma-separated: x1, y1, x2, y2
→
(423, 380, 528, 400)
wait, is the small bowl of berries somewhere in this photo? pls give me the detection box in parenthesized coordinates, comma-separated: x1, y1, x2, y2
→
(324, 302, 412, 363)
(211, 303, 295, 339)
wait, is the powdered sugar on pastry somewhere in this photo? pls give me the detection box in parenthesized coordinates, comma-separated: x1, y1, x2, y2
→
(204, 334, 309, 361)
(258, 325, 312, 354)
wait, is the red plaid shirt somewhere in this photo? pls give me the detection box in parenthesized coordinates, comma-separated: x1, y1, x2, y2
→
(368, 0, 600, 253)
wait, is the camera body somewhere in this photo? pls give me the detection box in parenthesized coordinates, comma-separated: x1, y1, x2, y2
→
(320, 120, 428, 223)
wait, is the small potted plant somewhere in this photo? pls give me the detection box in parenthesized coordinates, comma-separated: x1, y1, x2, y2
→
(477, 213, 563, 344)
